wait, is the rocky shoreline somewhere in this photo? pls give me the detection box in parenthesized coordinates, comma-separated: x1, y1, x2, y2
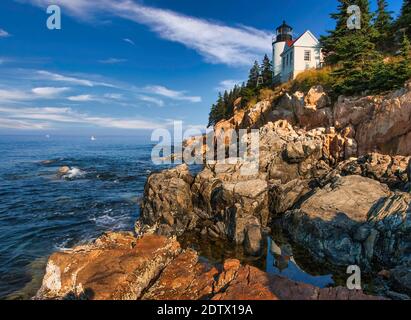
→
(36, 82, 411, 300)
(35, 232, 383, 300)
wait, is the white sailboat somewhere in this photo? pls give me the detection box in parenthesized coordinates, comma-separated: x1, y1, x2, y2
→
(91, 135, 96, 141)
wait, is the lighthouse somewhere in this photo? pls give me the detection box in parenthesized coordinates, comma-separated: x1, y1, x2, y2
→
(272, 20, 323, 83)
(272, 21, 293, 82)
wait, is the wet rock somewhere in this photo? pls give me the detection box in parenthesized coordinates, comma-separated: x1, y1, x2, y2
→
(269, 179, 310, 215)
(333, 153, 410, 189)
(35, 233, 181, 300)
(244, 224, 263, 256)
(368, 192, 411, 267)
(57, 166, 70, 176)
(212, 262, 382, 300)
(142, 249, 218, 300)
(136, 164, 196, 237)
(36, 234, 385, 300)
(212, 264, 279, 300)
(282, 175, 390, 267)
(389, 265, 411, 297)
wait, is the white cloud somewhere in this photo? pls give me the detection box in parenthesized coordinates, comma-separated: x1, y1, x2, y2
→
(67, 94, 98, 102)
(104, 93, 123, 100)
(0, 118, 50, 130)
(32, 87, 70, 98)
(216, 79, 243, 92)
(0, 87, 70, 102)
(0, 89, 32, 102)
(145, 85, 201, 103)
(24, 0, 272, 66)
(0, 106, 165, 130)
(99, 58, 127, 64)
(0, 29, 10, 38)
(123, 38, 135, 46)
(36, 70, 116, 88)
(137, 95, 164, 107)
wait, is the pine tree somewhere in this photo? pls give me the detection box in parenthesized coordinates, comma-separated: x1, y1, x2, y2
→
(247, 60, 261, 88)
(321, 0, 353, 65)
(321, 0, 381, 95)
(207, 93, 226, 127)
(398, 33, 411, 81)
(261, 54, 273, 87)
(374, 0, 393, 52)
(321, 0, 377, 65)
(400, 32, 411, 59)
(396, 0, 411, 39)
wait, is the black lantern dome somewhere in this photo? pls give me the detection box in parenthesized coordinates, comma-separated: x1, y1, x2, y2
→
(275, 20, 293, 43)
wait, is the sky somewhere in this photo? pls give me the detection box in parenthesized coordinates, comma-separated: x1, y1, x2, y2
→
(0, 0, 404, 136)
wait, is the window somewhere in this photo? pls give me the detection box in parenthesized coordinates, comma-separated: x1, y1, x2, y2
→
(304, 50, 311, 62)
(290, 52, 294, 65)
(286, 54, 289, 66)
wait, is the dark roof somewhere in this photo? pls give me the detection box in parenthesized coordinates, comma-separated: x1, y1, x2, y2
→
(276, 20, 293, 31)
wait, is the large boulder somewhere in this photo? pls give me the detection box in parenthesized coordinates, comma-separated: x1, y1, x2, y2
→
(190, 161, 269, 254)
(35, 233, 181, 300)
(282, 175, 390, 267)
(136, 164, 196, 237)
(368, 192, 411, 267)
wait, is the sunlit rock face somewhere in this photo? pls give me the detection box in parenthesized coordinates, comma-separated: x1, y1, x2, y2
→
(35, 233, 384, 300)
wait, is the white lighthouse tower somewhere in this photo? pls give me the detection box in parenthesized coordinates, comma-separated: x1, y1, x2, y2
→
(272, 21, 293, 83)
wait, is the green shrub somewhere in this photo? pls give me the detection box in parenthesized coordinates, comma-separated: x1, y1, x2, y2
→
(291, 67, 333, 93)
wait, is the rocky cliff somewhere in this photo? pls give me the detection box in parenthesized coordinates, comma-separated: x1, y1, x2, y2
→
(37, 81, 411, 300)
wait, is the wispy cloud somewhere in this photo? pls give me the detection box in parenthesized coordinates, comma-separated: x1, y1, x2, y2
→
(0, 87, 70, 102)
(104, 93, 123, 100)
(67, 94, 98, 102)
(137, 94, 164, 107)
(0, 106, 166, 130)
(0, 28, 10, 38)
(36, 70, 116, 88)
(145, 85, 201, 103)
(216, 79, 243, 92)
(24, 0, 271, 66)
(123, 38, 135, 46)
(98, 58, 127, 64)
(0, 118, 50, 130)
(31, 87, 70, 98)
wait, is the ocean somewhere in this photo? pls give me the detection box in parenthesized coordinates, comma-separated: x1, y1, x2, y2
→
(0, 135, 334, 300)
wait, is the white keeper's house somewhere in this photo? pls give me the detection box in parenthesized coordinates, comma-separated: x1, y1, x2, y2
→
(272, 21, 323, 83)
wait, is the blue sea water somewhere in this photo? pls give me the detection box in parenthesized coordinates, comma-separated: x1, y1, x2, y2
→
(0, 135, 173, 299)
(0, 135, 334, 299)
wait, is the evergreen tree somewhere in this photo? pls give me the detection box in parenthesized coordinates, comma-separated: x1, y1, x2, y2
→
(321, 0, 353, 65)
(321, 0, 377, 65)
(374, 0, 393, 52)
(261, 54, 273, 87)
(247, 60, 261, 88)
(400, 32, 411, 59)
(207, 93, 225, 127)
(322, 0, 380, 95)
(398, 32, 411, 80)
(396, 0, 411, 39)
